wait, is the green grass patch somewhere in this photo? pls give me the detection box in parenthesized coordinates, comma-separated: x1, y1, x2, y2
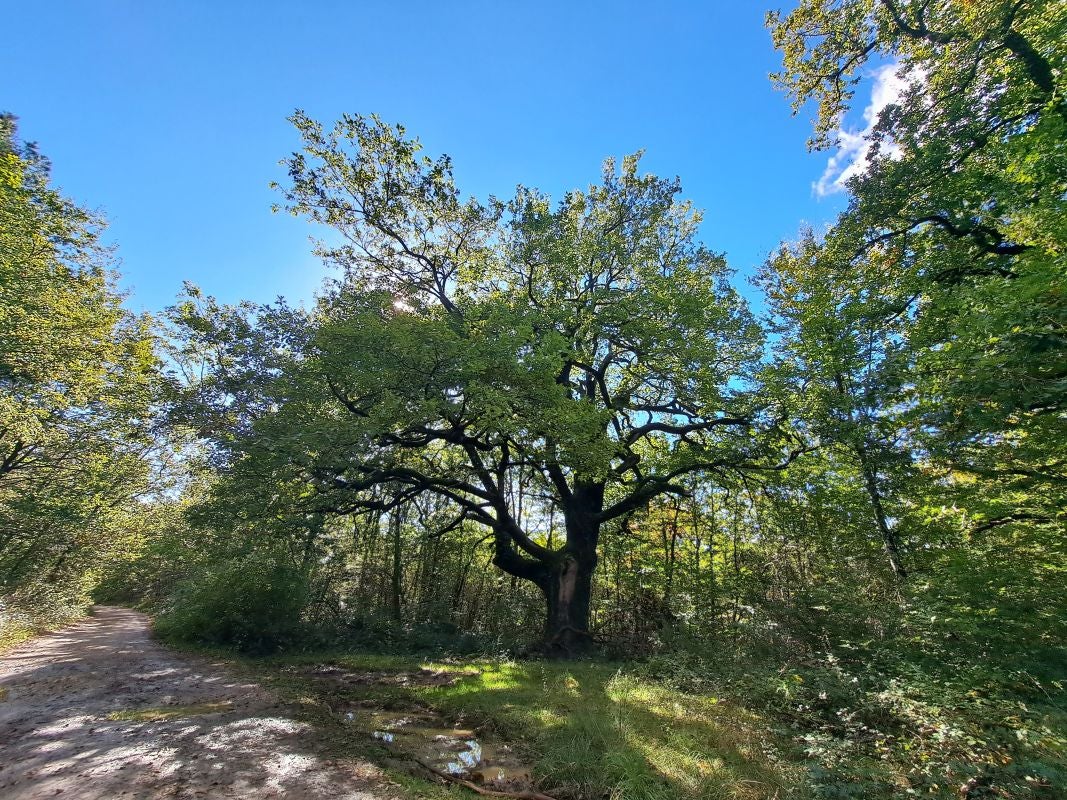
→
(106, 701, 233, 721)
(419, 660, 802, 800)
(250, 651, 805, 800)
(0, 624, 35, 654)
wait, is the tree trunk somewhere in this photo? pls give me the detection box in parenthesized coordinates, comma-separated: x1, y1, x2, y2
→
(390, 507, 405, 622)
(855, 443, 908, 579)
(663, 499, 679, 607)
(539, 485, 601, 656)
(540, 553, 596, 655)
(487, 480, 603, 657)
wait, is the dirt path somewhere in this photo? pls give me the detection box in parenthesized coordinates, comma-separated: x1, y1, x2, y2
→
(0, 607, 396, 800)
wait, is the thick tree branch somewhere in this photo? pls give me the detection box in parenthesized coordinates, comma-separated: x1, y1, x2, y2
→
(623, 415, 748, 447)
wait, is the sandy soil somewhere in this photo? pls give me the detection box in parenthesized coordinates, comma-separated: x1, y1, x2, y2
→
(0, 607, 396, 800)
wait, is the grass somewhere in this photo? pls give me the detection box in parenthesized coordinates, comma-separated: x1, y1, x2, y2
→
(156, 621, 1067, 799)
(423, 660, 801, 800)
(246, 651, 807, 800)
(106, 701, 234, 721)
(0, 600, 91, 653)
(0, 623, 35, 654)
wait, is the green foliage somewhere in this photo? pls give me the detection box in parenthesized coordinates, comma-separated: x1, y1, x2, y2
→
(167, 113, 786, 651)
(155, 549, 312, 653)
(637, 530, 1067, 800)
(766, 0, 1067, 544)
(0, 113, 161, 605)
(754, 9, 1067, 787)
(4, 5, 1064, 797)
(92, 492, 216, 608)
(0, 578, 94, 651)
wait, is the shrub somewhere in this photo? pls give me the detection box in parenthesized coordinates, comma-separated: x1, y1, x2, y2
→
(154, 549, 310, 653)
(0, 578, 95, 650)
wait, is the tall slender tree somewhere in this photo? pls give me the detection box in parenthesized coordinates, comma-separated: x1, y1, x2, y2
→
(768, 0, 1066, 535)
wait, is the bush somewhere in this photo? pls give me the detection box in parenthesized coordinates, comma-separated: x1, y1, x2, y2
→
(0, 578, 94, 651)
(154, 550, 310, 653)
(636, 577, 1067, 800)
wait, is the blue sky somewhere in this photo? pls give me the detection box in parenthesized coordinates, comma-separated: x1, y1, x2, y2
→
(3, 1, 854, 314)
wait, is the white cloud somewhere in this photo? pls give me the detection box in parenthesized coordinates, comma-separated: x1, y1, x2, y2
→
(814, 63, 919, 197)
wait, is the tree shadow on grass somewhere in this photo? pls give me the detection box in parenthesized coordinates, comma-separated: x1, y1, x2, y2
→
(308, 656, 808, 800)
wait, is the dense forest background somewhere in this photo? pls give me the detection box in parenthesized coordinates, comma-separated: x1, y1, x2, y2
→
(2, 2, 1064, 798)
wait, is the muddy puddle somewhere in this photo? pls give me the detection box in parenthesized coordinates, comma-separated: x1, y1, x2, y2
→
(351, 709, 532, 787)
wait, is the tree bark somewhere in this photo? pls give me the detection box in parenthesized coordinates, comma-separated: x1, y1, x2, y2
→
(542, 481, 603, 655)
(390, 507, 405, 622)
(855, 443, 908, 579)
(540, 552, 596, 655)
(489, 479, 603, 657)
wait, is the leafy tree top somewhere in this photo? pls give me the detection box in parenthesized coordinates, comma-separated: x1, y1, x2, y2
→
(175, 112, 797, 593)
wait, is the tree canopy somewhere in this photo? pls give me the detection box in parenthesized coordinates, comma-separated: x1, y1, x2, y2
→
(766, 0, 1066, 548)
(168, 113, 805, 652)
(0, 115, 157, 611)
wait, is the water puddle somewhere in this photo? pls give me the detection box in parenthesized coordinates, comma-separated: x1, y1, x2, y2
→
(353, 709, 531, 786)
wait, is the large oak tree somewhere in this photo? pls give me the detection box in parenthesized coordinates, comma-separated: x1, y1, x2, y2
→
(182, 113, 798, 653)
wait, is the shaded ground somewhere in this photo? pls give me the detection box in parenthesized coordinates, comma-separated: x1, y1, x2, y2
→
(279, 663, 536, 790)
(268, 652, 802, 800)
(0, 607, 397, 800)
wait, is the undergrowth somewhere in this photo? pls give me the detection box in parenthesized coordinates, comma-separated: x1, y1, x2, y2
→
(246, 649, 805, 800)
(0, 582, 92, 652)
(215, 572, 1066, 800)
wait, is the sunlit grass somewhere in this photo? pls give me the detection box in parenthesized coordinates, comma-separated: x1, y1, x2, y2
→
(230, 650, 806, 799)
(0, 624, 34, 653)
(106, 701, 233, 721)
(409, 661, 804, 800)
